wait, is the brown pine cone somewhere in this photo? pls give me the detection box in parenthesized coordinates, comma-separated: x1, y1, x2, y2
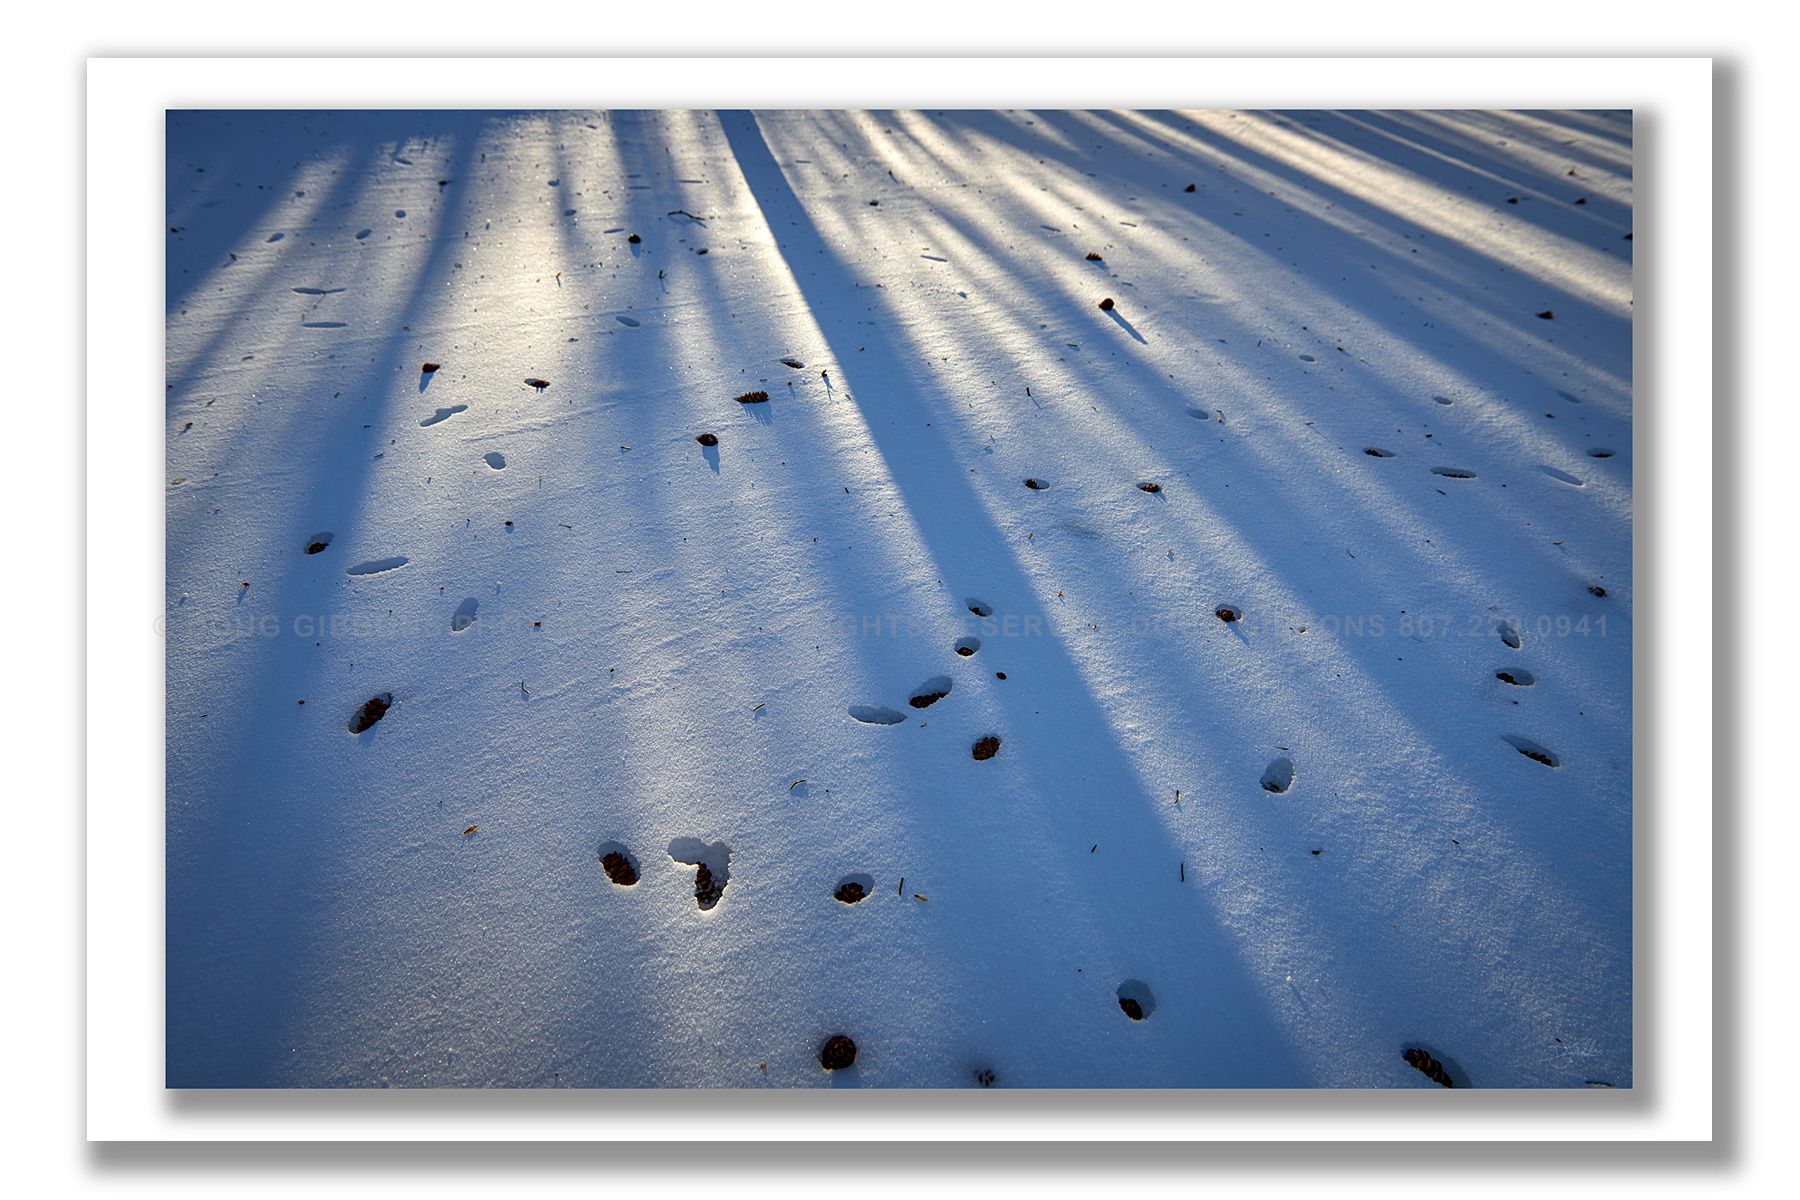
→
(819, 1035, 857, 1070)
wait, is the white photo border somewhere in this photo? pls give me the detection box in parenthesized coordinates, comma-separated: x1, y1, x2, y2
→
(88, 55, 1712, 1142)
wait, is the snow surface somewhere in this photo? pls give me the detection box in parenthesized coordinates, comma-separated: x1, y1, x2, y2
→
(166, 109, 1632, 1088)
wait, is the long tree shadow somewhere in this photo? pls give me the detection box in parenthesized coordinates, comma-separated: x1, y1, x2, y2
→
(165, 113, 498, 1086)
(847, 108, 1627, 623)
(1319, 110, 1634, 233)
(720, 110, 1312, 1084)
(165, 106, 1632, 1087)
(736, 108, 1632, 1083)
(526, 109, 1198, 1083)
(1121, 110, 1630, 349)
(865, 105, 1632, 850)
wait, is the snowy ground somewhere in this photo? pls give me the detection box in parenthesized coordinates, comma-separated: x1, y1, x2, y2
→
(165, 108, 1632, 1088)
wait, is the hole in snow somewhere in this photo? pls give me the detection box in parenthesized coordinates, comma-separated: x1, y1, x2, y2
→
(668, 838, 731, 910)
(1403, 1045, 1459, 1088)
(819, 1035, 857, 1071)
(346, 556, 408, 577)
(1503, 735, 1560, 768)
(908, 675, 952, 709)
(834, 873, 874, 904)
(348, 693, 391, 734)
(419, 404, 468, 427)
(1117, 979, 1156, 1020)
